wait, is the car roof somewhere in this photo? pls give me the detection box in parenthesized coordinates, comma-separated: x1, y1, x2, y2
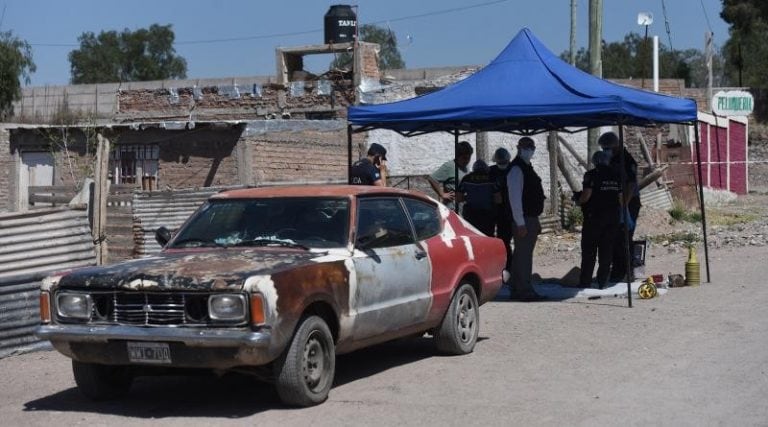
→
(211, 185, 435, 203)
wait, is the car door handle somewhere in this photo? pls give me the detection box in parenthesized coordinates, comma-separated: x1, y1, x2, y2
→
(415, 251, 427, 260)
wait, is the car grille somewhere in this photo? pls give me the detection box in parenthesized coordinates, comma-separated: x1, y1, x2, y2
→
(62, 291, 243, 327)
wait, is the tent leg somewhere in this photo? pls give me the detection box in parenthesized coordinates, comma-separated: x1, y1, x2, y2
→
(347, 124, 353, 185)
(693, 122, 711, 282)
(454, 130, 460, 213)
(619, 125, 633, 308)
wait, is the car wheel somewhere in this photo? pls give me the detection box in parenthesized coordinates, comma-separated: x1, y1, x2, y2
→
(72, 360, 133, 400)
(274, 315, 335, 407)
(435, 283, 480, 355)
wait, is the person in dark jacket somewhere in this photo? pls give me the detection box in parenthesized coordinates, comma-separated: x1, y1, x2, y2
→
(489, 147, 513, 270)
(457, 160, 498, 235)
(598, 131, 641, 282)
(577, 151, 621, 288)
(350, 143, 388, 186)
(506, 137, 546, 301)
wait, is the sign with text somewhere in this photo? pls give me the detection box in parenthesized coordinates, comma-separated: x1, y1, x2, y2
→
(712, 90, 754, 116)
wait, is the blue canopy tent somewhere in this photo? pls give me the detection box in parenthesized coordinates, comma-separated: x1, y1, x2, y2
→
(346, 28, 707, 306)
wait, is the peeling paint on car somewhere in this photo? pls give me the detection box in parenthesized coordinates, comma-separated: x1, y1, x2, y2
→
(244, 275, 279, 321)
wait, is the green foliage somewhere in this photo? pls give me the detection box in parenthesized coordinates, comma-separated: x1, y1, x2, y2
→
(69, 24, 187, 84)
(566, 206, 584, 230)
(721, 0, 768, 87)
(649, 231, 701, 245)
(0, 31, 36, 120)
(330, 24, 406, 71)
(668, 202, 701, 223)
(563, 33, 727, 87)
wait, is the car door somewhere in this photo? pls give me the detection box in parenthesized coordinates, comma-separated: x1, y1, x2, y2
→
(351, 197, 431, 339)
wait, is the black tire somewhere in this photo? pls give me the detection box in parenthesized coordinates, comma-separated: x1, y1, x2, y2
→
(72, 360, 133, 401)
(274, 315, 335, 407)
(435, 283, 480, 355)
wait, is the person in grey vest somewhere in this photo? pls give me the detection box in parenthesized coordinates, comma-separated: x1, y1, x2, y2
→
(506, 137, 546, 301)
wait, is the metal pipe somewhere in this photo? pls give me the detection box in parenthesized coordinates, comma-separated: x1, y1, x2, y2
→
(454, 130, 460, 213)
(693, 122, 711, 282)
(619, 125, 633, 308)
(347, 124, 353, 185)
(653, 36, 659, 92)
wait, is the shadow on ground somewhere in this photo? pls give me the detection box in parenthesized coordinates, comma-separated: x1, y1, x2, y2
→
(22, 336, 467, 418)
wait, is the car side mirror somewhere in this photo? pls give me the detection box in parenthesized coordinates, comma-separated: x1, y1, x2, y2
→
(155, 226, 172, 247)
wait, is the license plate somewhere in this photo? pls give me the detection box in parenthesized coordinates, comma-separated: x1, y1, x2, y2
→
(127, 342, 171, 364)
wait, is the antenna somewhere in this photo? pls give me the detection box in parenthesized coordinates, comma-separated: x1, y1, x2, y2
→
(637, 12, 653, 26)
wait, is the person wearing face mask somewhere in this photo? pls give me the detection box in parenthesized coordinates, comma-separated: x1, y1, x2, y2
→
(489, 147, 513, 271)
(506, 137, 546, 301)
(428, 141, 474, 210)
(598, 131, 641, 283)
(577, 151, 621, 288)
(350, 143, 388, 186)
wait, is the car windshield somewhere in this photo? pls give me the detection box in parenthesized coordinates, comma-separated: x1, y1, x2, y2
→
(170, 197, 350, 249)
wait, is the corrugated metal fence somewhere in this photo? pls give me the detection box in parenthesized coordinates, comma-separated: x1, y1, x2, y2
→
(133, 188, 227, 256)
(0, 208, 96, 358)
(640, 187, 674, 211)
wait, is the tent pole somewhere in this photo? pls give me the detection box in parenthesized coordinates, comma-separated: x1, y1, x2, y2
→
(347, 124, 353, 185)
(454, 130, 460, 213)
(693, 122, 711, 282)
(619, 125, 633, 308)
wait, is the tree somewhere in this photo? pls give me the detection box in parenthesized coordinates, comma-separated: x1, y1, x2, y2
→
(69, 24, 187, 84)
(330, 24, 405, 71)
(564, 33, 717, 87)
(0, 31, 36, 120)
(721, 0, 768, 87)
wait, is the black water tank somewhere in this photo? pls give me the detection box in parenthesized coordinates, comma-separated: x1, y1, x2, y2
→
(324, 5, 356, 44)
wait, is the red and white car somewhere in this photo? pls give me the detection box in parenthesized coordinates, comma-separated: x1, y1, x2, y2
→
(37, 185, 506, 406)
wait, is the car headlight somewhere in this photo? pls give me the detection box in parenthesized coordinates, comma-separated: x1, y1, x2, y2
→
(208, 294, 246, 321)
(56, 292, 92, 320)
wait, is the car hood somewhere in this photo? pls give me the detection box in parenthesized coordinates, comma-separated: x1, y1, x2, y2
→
(56, 249, 328, 291)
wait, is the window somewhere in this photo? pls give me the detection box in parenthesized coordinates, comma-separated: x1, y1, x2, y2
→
(110, 144, 159, 190)
(403, 198, 441, 240)
(355, 198, 415, 249)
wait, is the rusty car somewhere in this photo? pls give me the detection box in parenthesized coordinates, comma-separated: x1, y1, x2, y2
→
(36, 185, 506, 406)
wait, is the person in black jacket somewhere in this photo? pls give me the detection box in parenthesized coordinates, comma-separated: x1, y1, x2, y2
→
(350, 143, 388, 186)
(489, 147, 513, 270)
(506, 137, 546, 301)
(577, 151, 621, 288)
(457, 160, 498, 235)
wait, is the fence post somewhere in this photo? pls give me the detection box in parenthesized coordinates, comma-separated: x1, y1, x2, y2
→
(93, 134, 111, 265)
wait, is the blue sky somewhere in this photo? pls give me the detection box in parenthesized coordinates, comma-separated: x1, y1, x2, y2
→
(3, 0, 729, 86)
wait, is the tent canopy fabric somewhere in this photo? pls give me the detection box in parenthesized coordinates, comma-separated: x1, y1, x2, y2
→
(348, 28, 697, 136)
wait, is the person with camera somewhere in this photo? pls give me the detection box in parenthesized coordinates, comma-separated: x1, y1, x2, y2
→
(350, 143, 388, 186)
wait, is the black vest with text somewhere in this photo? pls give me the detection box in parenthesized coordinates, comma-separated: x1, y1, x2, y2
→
(510, 157, 545, 217)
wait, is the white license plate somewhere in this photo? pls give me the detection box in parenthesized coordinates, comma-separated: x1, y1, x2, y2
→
(127, 342, 172, 364)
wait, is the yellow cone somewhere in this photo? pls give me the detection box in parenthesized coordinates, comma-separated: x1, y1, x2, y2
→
(685, 246, 700, 287)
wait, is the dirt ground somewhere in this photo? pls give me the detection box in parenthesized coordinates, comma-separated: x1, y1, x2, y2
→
(1, 195, 767, 425)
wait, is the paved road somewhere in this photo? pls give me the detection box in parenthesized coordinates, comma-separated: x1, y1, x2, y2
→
(1, 245, 767, 426)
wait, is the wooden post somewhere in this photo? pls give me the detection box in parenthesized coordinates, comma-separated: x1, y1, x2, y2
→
(557, 150, 581, 192)
(93, 133, 110, 265)
(557, 135, 588, 169)
(547, 131, 560, 215)
(587, 0, 603, 165)
(476, 131, 489, 163)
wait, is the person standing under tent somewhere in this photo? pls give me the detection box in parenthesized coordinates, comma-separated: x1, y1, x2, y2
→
(457, 160, 498, 236)
(428, 141, 474, 210)
(598, 131, 641, 283)
(576, 151, 621, 288)
(506, 137, 546, 301)
(350, 143, 388, 186)
(489, 147, 513, 270)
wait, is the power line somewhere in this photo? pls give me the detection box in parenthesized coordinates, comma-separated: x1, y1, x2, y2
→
(30, 0, 510, 48)
(699, 0, 714, 34)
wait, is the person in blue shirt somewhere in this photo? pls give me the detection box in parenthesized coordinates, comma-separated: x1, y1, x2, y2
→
(350, 143, 388, 186)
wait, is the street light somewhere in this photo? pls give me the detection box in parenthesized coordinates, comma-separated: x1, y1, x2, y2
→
(637, 12, 653, 89)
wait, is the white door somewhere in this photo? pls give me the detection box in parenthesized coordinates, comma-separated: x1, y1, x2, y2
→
(351, 197, 431, 339)
(20, 152, 54, 209)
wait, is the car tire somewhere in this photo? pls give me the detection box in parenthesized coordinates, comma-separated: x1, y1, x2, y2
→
(435, 283, 480, 355)
(274, 315, 335, 407)
(72, 360, 133, 400)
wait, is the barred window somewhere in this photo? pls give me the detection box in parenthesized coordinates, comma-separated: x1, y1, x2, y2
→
(110, 145, 159, 190)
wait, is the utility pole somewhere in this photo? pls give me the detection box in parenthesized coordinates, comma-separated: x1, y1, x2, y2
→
(570, 0, 577, 65)
(587, 0, 603, 165)
(706, 31, 713, 109)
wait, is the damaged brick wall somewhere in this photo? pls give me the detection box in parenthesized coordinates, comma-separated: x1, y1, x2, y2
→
(244, 126, 364, 183)
(117, 82, 355, 122)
